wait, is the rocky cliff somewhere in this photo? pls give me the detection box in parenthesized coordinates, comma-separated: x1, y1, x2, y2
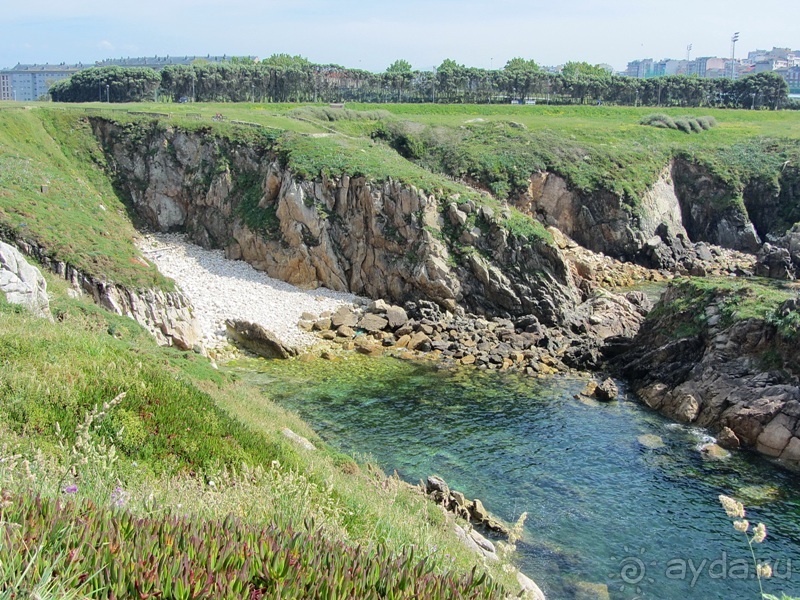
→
(613, 279, 800, 465)
(516, 159, 779, 267)
(93, 119, 586, 330)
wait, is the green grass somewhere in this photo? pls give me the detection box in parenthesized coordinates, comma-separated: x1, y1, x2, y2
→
(0, 271, 520, 596)
(0, 109, 170, 289)
(648, 277, 800, 340)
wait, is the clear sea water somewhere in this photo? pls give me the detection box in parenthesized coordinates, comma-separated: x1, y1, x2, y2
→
(236, 354, 800, 599)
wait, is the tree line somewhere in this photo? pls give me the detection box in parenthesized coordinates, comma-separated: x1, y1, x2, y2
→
(49, 55, 792, 109)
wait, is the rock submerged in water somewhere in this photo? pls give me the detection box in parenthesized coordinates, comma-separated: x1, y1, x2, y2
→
(700, 442, 730, 460)
(637, 434, 666, 449)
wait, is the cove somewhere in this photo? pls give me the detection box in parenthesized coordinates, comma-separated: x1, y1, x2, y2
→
(234, 354, 800, 599)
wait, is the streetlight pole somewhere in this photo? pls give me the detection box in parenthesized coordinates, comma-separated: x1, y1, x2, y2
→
(730, 32, 740, 79)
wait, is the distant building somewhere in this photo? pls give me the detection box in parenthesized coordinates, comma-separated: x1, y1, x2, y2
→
(0, 63, 83, 101)
(663, 60, 689, 76)
(625, 59, 654, 78)
(0, 73, 11, 100)
(779, 66, 800, 93)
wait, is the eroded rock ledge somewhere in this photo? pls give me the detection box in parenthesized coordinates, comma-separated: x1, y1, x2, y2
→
(1, 233, 199, 350)
(612, 280, 800, 466)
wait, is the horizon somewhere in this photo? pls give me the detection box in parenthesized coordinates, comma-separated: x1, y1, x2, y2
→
(2, 0, 797, 73)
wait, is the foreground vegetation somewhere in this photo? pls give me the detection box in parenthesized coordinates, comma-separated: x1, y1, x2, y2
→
(0, 274, 516, 598)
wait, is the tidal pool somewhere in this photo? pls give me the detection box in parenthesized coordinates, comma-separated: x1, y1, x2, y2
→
(234, 354, 800, 599)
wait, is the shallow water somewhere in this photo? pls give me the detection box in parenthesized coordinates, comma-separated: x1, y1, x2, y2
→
(235, 354, 800, 599)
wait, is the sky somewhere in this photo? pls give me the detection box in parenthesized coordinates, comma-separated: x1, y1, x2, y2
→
(2, 0, 798, 72)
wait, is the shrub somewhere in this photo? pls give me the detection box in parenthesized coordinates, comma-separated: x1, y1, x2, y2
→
(639, 113, 676, 129)
(640, 113, 718, 134)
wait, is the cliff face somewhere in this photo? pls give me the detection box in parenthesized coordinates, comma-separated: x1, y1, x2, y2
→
(614, 280, 800, 465)
(518, 165, 688, 260)
(517, 159, 776, 264)
(93, 119, 582, 328)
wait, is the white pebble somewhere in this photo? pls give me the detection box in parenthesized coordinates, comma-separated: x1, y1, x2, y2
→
(138, 233, 364, 351)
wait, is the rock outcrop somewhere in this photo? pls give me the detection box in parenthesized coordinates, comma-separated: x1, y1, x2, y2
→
(6, 234, 199, 350)
(518, 166, 686, 260)
(0, 240, 52, 319)
(613, 280, 800, 466)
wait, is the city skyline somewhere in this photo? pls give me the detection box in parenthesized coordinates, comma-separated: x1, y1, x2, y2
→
(2, 0, 797, 73)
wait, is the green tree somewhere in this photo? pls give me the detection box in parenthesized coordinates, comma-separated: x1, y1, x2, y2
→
(502, 58, 542, 103)
(561, 61, 610, 78)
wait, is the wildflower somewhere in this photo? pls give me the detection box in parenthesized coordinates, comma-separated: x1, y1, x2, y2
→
(757, 563, 773, 579)
(719, 494, 745, 518)
(110, 486, 128, 508)
(63, 484, 78, 494)
(752, 523, 767, 543)
(733, 519, 750, 533)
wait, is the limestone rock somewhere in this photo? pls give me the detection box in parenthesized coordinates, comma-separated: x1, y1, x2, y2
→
(0, 241, 52, 319)
(225, 319, 298, 359)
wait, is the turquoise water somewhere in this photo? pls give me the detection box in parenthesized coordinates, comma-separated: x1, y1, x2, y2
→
(238, 355, 800, 599)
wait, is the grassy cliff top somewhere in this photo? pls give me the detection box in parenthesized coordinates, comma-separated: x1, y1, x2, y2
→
(8, 101, 799, 201)
(0, 108, 171, 289)
(649, 277, 800, 340)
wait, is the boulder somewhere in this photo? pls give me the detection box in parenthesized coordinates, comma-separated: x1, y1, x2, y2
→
(469, 498, 490, 522)
(225, 319, 298, 359)
(426, 475, 449, 496)
(358, 313, 389, 333)
(408, 331, 432, 352)
(281, 427, 316, 451)
(385, 305, 409, 329)
(717, 426, 740, 450)
(517, 571, 547, 600)
(331, 306, 358, 328)
(0, 241, 52, 319)
(367, 299, 390, 314)
(594, 378, 619, 402)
